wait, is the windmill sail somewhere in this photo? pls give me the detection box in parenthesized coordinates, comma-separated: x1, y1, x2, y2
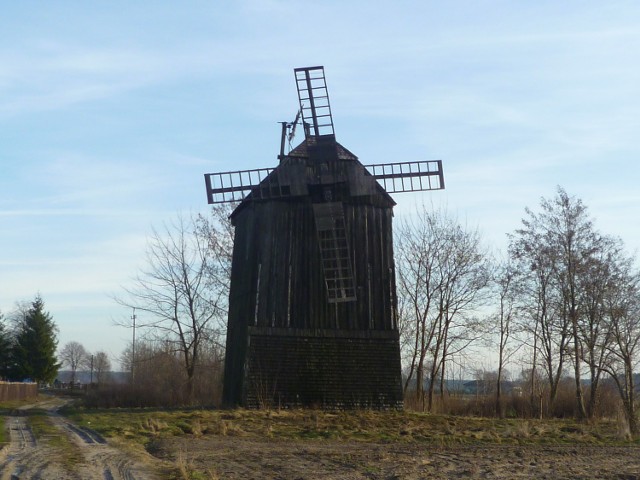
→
(294, 66, 335, 138)
(204, 160, 444, 204)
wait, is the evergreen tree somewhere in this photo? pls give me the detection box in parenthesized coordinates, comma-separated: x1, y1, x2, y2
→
(12, 296, 60, 383)
(0, 312, 13, 380)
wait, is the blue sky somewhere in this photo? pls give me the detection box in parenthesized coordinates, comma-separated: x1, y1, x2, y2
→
(2, 1, 639, 368)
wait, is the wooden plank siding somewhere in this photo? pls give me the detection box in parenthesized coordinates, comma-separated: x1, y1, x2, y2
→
(222, 141, 403, 408)
(229, 201, 396, 332)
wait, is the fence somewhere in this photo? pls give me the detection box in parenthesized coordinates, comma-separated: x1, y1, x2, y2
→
(0, 382, 38, 402)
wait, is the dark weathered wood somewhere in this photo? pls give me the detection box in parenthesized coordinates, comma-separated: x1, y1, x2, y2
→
(221, 137, 404, 408)
(215, 66, 446, 409)
(245, 328, 402, 409)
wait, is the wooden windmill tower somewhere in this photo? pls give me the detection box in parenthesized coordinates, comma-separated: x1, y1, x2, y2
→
(205, 66, 444, 408)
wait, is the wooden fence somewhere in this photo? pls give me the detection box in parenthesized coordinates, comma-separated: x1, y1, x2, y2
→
(0, 382, 38, 402)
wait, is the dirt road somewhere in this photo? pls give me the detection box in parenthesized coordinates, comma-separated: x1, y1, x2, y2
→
(0, 397, 163, 480)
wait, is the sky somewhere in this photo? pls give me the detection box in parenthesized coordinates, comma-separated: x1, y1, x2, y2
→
(1, 1, 639, 369)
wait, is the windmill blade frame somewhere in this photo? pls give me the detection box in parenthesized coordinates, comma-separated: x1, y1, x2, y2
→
(204, 160, 444, 204)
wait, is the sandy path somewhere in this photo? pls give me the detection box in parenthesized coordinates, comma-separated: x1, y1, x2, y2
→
(0, 397, 164, 480)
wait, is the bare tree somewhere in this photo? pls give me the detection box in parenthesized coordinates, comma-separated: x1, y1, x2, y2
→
(491, 258, 522, 417)
(117, 211, 230, 404)
(92, 351, 112, 385)
(396, 206, 491, 411)
(510, 187, 605, 419)
(120, 340, 186, 406)
(396, 207, 446, 407)
(511, 239, 570, 414)
(601, 257, 640, 435)
(195, 203, 235, 312)
(59, 341, 88, 386)
(116, 337, 224, 407)
(518, 365, 546, 417)
(432, 223, 491, 406)
(576, 235, 623, 417)
(473, 368, 499, 397)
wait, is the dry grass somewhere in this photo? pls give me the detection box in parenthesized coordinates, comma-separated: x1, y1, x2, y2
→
(64, 407, 639, 449)
(172, 447, 222, 480)
(616, 407, 632, 441)
(175, 449, 192, 479)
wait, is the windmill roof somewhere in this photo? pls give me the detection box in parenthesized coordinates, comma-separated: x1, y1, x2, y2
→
(230, 137, 396, 220)
(287, 137, 359, 161)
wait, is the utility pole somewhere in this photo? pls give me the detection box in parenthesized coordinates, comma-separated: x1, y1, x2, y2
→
(90, 354, 94, 384)
(131, 307, 137, 383)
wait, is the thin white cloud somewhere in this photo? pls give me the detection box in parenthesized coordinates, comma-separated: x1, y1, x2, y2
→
(0, 42, 242, 117)
(0, 209, 148, 217)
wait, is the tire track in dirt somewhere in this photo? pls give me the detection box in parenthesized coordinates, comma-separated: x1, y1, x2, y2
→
(59, 419, 107, 445)
(0, 416, 37, 480)
(47, 413, 159, 480)
(1, 397, 163, 479)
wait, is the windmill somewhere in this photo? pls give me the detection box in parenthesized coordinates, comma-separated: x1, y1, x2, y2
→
(205, 66, 444, 408)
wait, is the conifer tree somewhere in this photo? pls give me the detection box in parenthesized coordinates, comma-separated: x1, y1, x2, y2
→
(0, 312, 13, 379)
(12, 296, 60, 383)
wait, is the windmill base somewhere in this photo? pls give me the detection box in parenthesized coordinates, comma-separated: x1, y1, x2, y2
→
(240, 327, 403, 409)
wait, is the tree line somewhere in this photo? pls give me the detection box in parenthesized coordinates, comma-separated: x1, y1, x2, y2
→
(397, 187, 640, 434)
(0, 205, 232, 407)
(1, 297, 112, 388)
(57, 340, 112, 386)
(5, 186, 638, 433)
(110, 186, 640, 433)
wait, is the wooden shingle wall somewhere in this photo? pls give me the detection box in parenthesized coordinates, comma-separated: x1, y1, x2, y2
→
(244, 328, 403, 409)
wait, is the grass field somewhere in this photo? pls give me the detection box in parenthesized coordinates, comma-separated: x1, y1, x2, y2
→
(61, 407, 640, 479)
(4, 398, 640, 479)
(63, 407, 639, 447)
